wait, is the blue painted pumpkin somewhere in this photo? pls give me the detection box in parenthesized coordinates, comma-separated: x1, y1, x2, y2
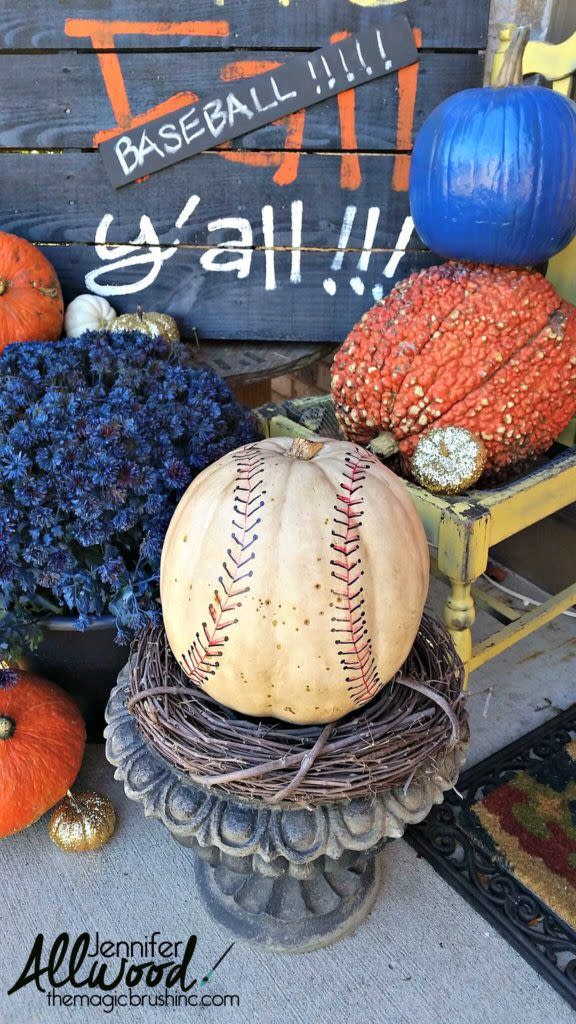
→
(409, 39, 576, 267)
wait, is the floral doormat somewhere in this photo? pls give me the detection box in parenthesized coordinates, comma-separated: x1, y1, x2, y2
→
(406, 705, 576, 1010)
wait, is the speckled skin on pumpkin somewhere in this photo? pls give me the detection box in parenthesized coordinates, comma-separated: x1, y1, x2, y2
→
(331, 262, 576, 477)
(160, 436, 429, 725)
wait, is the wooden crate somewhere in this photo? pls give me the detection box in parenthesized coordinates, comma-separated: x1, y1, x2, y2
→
(1, 0, 488, 342)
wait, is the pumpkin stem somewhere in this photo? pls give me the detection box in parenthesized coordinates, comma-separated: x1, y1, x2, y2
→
(66, 789, 84, 813)
(0, 278, 7, 296)
(0, 714, 15, 740)
(288, 438, 325, 460)
(494, 25, 530, 87)
(368, 432, 399, 458)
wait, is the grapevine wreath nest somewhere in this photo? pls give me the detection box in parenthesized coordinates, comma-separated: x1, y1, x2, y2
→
(127, 614, 468, 806)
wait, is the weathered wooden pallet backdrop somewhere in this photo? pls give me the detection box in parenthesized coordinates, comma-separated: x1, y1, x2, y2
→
(1, 1, 489, 342)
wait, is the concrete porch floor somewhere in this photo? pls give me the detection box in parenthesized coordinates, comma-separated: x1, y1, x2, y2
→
(1, 569, 575, 1024)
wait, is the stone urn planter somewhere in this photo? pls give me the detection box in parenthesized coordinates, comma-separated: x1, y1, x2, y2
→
(105, 666, 467, 953)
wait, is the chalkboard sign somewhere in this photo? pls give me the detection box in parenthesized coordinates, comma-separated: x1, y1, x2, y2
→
(0, 0, 490, 343)
(101, 19, 418, 187)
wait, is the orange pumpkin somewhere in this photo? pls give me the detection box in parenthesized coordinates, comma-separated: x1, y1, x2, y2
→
(0, 671, 86, 838)
(332, 262, 576, 476)
(0, 232, 64, 352)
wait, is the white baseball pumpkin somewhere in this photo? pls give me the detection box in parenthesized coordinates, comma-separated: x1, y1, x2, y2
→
(160, 436, 429, 725)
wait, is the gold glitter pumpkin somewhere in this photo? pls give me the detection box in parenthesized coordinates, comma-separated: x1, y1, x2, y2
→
(112, 306, 179, 342)
(49, 791, 116, 852)
(411, 426, 487, 494)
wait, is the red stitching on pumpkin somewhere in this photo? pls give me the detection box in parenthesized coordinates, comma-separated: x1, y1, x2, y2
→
(330, 450, 381, 706)
(181, 445, 265, 688)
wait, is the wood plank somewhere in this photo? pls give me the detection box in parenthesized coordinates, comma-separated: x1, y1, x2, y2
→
(0, 51, 483, 150)
(484, 457, 576, 545)
(39, 244, 438, 341)
(470, 584, 522, 625)
(100, 22, 420, 186)
(195, 341, 336, 385)
(1, 0, 489, 51)
(469, 583, 576, 671)
(0, 151, 426, 248)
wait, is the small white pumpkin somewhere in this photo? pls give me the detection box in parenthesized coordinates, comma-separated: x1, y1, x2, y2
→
(160, 436, 429, 725)
(64, 294, 117, 338)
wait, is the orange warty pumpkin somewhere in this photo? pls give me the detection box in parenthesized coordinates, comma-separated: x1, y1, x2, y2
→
(0, 671, 86, 838)
(0, 231, 64, 352)
(331, 262, 576, 477)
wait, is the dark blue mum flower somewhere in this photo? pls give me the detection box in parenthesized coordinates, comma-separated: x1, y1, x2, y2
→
(0, 330, 261, 659)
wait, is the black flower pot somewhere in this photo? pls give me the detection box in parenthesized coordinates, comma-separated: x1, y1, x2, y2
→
(23, 616, 129, 741)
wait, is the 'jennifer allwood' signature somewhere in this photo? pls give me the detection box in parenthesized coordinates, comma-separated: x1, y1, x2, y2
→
(7, 932, 235, 996)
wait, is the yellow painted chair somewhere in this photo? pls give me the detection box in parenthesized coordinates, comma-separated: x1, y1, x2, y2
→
(258, 398, 576, 682)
